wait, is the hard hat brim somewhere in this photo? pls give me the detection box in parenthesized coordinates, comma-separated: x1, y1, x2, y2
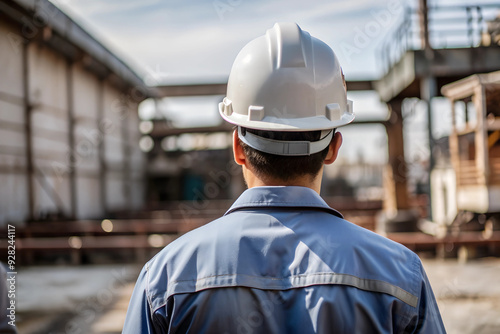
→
(219, 103, 355, 131)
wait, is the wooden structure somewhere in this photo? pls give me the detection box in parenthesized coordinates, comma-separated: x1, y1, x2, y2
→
(441, 71, 500, 213)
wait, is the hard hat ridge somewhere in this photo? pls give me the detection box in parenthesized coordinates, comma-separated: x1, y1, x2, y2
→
(268, 22, 308, 69)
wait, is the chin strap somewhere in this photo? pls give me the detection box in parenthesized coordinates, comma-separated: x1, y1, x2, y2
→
(238, 127, 334, 156)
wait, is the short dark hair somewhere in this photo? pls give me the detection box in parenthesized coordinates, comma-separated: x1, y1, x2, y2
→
(238, 127, 333, 182)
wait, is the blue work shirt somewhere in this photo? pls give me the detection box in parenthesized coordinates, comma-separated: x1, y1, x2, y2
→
(123, 186, 445, 333)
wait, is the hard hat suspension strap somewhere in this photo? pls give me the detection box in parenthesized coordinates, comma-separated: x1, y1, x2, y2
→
(238, 127, 334, 156)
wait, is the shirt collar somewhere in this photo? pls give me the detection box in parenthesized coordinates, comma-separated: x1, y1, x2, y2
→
(225, 186, 343, 218)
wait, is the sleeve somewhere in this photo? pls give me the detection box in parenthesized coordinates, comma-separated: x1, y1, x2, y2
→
(122, 266, 156, 334)
(406, 260, 447, 333)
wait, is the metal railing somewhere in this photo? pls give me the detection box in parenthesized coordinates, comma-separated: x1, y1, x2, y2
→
(379, 3, 500, 73)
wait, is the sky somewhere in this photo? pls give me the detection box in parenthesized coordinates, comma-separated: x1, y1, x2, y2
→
(50, 0, 407, 82)
(48, 0, 500, 164)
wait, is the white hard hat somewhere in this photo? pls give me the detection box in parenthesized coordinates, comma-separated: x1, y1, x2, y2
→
(219, 22, 354, 156)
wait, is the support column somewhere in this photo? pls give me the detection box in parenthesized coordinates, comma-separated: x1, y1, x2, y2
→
(418, 0, 434, 60)
(22, 41, 34, 221)
(97, 79, 108, 215)
(386, 99, 410, 212)
(418, 0, 430, 50)
(378, 99, 419, 234)
(67, 60, 77, 219)
(474, 85, 489, 184)
(121, 97, 132, 209)
(421, 75, 437, 220)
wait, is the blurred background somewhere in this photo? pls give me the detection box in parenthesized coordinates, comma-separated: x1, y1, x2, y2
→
(1, 0, 500, 332)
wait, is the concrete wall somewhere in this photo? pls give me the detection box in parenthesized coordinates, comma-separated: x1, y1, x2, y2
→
(0, 18, 145, 226)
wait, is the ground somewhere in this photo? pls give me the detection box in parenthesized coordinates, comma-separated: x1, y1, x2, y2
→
(422, 258, 500, 334)
(15, 258, 500, 333)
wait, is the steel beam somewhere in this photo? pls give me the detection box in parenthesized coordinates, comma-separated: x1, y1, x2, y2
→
(156, 83, 227, 97)
(156, 80, 374, 98)
(150, 123, 233, 138)
(346, 80, 374, 91)
(67, 60, 77, 219)
(149, 118, 387, 140)
(121, 100, 132, 208)
(22, 41, 34, 221)
(386, 99, 410, 212)
(97, 79, 108, 215)
(421, 75, 437, 220)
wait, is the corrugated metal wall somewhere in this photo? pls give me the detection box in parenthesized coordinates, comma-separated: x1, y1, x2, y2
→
(0, 19, 29, 225)
(0, 18, 145, 226)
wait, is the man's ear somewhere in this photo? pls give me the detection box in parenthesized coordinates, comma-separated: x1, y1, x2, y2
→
(324, 131, 343, 165)
(233, 129, 246, 166)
